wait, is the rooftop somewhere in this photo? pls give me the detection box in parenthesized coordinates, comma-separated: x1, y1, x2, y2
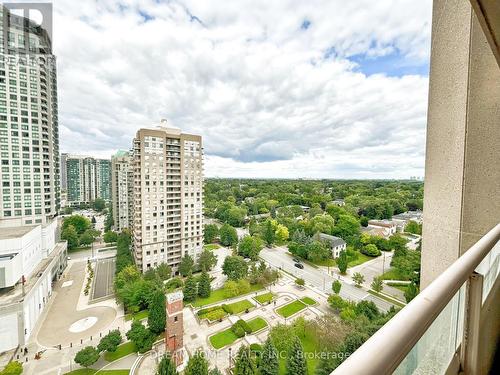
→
(0, 225, 37, 241)
(316, 232, 346, 247)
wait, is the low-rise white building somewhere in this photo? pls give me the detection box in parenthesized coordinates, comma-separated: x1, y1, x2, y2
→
(367, 220, 398, 236)
(0, 221, 67, 353)
(314, 232, 347, 258)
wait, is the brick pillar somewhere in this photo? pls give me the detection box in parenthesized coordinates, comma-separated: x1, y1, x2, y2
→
(165, 291, 184, 366)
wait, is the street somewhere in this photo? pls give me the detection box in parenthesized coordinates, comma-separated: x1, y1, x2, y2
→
(260, 246, 395, 311)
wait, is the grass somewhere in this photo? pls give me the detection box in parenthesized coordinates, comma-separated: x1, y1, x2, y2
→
(253, 292, 274, 304)
(276, 300, 307, 318)
(203, 243, 221, 251)
(309, 258, 335, 267)
(197, 306, 227, 322)
(367, 290, 406, 308)
(104, 342, 137, 362)
(209, 328, 239, 349)
(294, 251, 372, 269)
(386, 282, 409, 293)
(68, 246, 91, 253)
(124, 309, 149, 321)
(380, 268, 411, 281)
(192, 283, 264, 307)
(64, 370, 96, 375)
(224, 299, 254, 314)
(346, 252, 373, 267)
(97, 371, 130, 375)
(247, 317, 268, 332)
(300, 297, 317, 306)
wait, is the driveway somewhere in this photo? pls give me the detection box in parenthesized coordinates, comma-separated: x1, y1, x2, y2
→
(36, 261, 117, 347)
(91, 257, 116, 300)
(260, 246, 394, 311)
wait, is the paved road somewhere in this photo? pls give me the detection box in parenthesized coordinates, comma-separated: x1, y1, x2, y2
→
(260, 246, 394, 311)
(92, 257, 116, 300)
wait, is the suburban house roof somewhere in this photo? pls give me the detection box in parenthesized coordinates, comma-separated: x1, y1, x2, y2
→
(315, 232, 346, 247)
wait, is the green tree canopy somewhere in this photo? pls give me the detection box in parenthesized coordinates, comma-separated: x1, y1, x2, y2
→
(61, 224, 79, 250)
(185, 351, 209, 375)
(157, 355, 178, 375)
(74, 346, 100, 368)
(238, 235, 264, 260)
(198, 271, 211, 298)
(204, 224, 219, 244)
(219, 224, 238, 247)
(234, 345, 256, 375)
(126, 321, 155, 353)
(179, 255, 194, 277)
(148, 290, 166, 335)
(183, 276, 198, 302)
(62, 215, 91, 234)
(286, 336, 307, 375)
(259, 338, 279, 375)
(198, 249, 217, 271)
(222, 255, 248, 280)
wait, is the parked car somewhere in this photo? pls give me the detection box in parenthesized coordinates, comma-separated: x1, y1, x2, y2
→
(292, 257, 301, 263)
(294, 262, 304, 269)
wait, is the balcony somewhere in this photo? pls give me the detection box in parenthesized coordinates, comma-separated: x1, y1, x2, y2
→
(334, 224, 499, 374)
(333, 0, 500, 373)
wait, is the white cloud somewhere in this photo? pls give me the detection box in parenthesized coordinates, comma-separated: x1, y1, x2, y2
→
(52, 0, 432, 178)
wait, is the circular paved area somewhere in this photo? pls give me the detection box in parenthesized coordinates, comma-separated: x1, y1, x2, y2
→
(37, 262, 117, 347)
(69, 317, 98, 333)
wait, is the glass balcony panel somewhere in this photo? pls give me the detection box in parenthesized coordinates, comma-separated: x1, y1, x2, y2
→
(475, 239, 500, 303)
(393, 284, 466, 375)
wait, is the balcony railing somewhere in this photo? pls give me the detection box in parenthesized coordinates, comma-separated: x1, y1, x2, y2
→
(333, 223, 500, 375)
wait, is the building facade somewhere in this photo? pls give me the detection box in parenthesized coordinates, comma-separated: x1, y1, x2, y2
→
(111, 150, 133, 232)
(0, 6, 60, 228)
(0, 6, 67, 353)
(64, 154, 111, 206)
(132, 121, 203, 273)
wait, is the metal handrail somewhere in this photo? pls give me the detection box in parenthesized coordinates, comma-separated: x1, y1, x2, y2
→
(333, 223, 500, 375)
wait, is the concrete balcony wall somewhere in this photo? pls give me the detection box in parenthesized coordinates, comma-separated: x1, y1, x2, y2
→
(422, 0, 500, 288)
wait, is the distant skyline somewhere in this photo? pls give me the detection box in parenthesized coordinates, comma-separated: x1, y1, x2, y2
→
(53, 0, 431, 179)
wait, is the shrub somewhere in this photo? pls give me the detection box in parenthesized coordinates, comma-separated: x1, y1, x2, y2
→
(249, 343, 262, 353)
(232, 325, 245, 338)
(361, 243, 381, 257)
(295, 278, 305, 286)
(165, 277, 184, 291)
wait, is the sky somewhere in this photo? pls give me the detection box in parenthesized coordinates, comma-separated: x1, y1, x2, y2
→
(49, 0, 432, 179)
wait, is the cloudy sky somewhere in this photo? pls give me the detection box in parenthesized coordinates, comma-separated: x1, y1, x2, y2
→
(51, 0, 431, 178)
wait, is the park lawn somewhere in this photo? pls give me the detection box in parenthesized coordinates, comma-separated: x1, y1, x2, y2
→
(96, 371, 130, 375)
(276, 300, 307, 318)
(311, 258, 335, 267)
(203, 243, 221, 251)
(247, 317, 268, 332)
(68, 246, 91, 253)
(347, 252, 373, 267)
(300, 297, 317, 306)
(253, 292, 274, 304)
(124, 309, 149, 321)
(225, 299, 254, 314)
(104, 341, 137, 362)
(64, 370, 96, 375)
(192, 284, 264, 307)
(381, 268, 411, 281)
(368, 290, 406, 308)
(209, 328, 239, 349)
(386, 282, 409, 293)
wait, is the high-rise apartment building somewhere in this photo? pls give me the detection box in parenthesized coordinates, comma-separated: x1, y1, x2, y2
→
(64, 154, 111, 206)
(111, 150, 133, 232)
(0, 6, 60, 228)
(0, 6, 67, 352)
(132, 121, 203, 273)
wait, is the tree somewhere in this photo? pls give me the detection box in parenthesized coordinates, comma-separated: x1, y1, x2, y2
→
(354, 300, 379, 321)
(337, 250, 348, 274)
(332, 280, 342, 294)
(275, 224, 289, 242)
(185, 351, 209, 375)
(286, 336, 307, 375)
(361, 243, 381, 257)
(339, 307, 357, 321)
(79, 230, 95, 246)
(222, 256, 248, 280)
(198, 271, 211, 298)
(331, 214, 361, 245)
(405, 282, 419, 303)
(103, 230, 118, 243)
(204, 224, 219, 244)
(352, 272, 365, 287)
(97, 330, 122, 353)
(223, 280, 240, 298)
(295, 278, 305, 287)
(269, 324, 296, 353)
(74, 346, 99, 368)
(183, 276, 198, 302)
(197, 249, 217, 271)
(263, 219, 276, 246)
(305, 240, 330, 262)
(234, 345, 256, 375)
(219, 224, 238, 247)
(61, 224, 79, 250)
(308, 214, 335, 236)
(328, 294, 347, 312)
(92, 198, 106, 211)
(148, 290, 166, 335)
(156, 263, 172, 281)
(371, 277, 384, 293)
(157, 355, 178, 375)
(0, 361, 23, 375)
(62, 215, 91, 234)
(105, 208, 114, 232)
(179, 255, 194, 277)
(238, 235, 264, 260)
(126, 321, 155, 353)
(405, 220, 422, 235)
(209, 368, 222, 375)
(259, 338, 279, 375)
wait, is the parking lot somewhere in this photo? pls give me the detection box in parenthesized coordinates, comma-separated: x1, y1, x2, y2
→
(91, 257, 116, 301)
